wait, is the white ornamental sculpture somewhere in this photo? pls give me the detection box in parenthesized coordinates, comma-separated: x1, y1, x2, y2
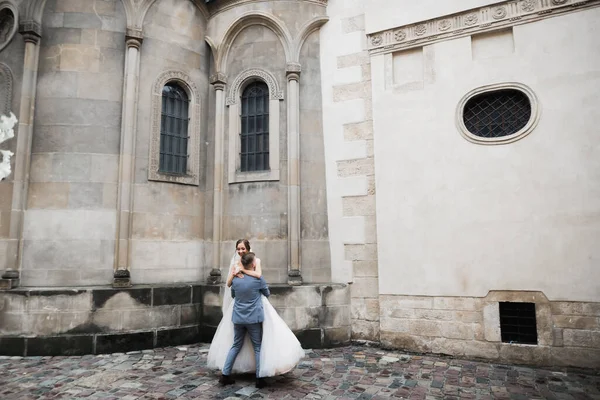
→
(0, 112, 17, 181)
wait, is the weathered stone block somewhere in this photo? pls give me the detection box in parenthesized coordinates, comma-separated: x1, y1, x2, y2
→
(553, 315, 599, 330)
(433, 297, 481, 311)
(323, 284, 350, 306)
(440, 322, 475, 340)
(380, 295, 433, 310)
(498, 344, 551, 366)
(344, 244, 377, 261)
(550, 347, 600, 369)
(337, 158, 374, 178)
(325, 326, 352, 346)
(63, 13, 103, 29)
(322, 305, 350, 328)
(96, 331, 154, 354)
(27, 182, 70, 209)
(27, 335, 93, 356)
(28, 292, 91, 312)
(562, 329, 600, 348)
(483, 302, 501, 342)
(153, 286, 192, 306)
(380, 331, 432, 353)
(413, 309, 453, 321)
(380, 317, 409, 333)
(337, 51, 368, 69)
(342, 195, 376, 217)
(350, 277, 379, 299)
(344, 121, 373, 141)
(351, 320, 379, 341)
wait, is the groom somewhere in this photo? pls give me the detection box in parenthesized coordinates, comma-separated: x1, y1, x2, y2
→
(219, 252, 270, 388)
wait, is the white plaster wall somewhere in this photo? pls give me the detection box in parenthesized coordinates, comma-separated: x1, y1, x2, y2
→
(319, 0, 370, 283)
(371, 8, 600, 301)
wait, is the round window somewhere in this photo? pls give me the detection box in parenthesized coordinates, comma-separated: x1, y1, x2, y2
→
(457, 83, 539, 144)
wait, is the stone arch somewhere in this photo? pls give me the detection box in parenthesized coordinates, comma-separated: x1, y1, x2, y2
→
(218, 11, 293, 74)
(292, 16, 329, 63)
(148, 70, 202, 186)
(0, 63, 12, 116)
(226, 68, 283, 106)
(0, 0, 18, 53)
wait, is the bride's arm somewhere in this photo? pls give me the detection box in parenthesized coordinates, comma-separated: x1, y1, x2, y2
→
(241, 258, 262, 278)
(226, 264, 239, 287)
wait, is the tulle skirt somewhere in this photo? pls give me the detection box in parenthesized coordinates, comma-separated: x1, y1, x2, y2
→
(206, 295, 305, 377)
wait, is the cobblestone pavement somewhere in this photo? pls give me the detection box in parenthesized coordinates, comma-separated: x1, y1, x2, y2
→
(1, 344, 599, 400)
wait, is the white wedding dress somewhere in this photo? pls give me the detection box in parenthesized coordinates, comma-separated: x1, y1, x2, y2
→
(206, 255, 305, 377)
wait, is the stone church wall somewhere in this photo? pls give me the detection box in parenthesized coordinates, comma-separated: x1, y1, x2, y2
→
(131, 0, 210, 284)
(220, 24, 289, 284)
(298, 30, 330, 283)
(21, 0, 127, 286)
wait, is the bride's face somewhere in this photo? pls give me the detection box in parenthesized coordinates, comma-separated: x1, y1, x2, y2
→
(236, 242, 248, 257)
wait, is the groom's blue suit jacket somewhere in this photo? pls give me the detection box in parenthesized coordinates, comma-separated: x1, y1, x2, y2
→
(230, 275, 270, 324)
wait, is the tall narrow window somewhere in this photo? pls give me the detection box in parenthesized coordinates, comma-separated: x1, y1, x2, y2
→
(240, 81, 269, 172)
(159, 83, 189, 175)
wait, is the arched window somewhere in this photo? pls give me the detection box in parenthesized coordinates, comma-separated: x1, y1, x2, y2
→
(159, 83, 189, 175)
(240, 81, 269, 172)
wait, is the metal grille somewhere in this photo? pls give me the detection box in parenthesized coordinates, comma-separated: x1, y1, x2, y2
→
(240, 82, 269, 172)
(463, 90, 531, 138)
(499, 302, 537, 345)
(159, 83, 189, 175)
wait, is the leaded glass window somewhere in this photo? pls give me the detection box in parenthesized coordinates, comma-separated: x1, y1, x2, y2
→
(159, 83, 189, 175)
(240, 82, 269, 172)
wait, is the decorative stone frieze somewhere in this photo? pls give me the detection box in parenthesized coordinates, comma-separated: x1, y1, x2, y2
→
(367, 0, 600, 55)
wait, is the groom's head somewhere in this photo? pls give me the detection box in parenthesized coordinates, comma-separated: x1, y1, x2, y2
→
(241, 252, 255, 270)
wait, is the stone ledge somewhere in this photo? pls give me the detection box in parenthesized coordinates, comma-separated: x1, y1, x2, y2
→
(0, 283, 351, 355)
(0, 325, 201, 357)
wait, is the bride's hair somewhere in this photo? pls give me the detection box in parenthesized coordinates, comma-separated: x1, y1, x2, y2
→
(235, 238, 251, 251)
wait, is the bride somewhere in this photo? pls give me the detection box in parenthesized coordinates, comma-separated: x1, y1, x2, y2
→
(206, 239, 305, 377)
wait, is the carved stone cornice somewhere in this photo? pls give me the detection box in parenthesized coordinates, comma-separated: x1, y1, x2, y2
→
(19, 20, 42, 44)
(367, 0, 600, 56)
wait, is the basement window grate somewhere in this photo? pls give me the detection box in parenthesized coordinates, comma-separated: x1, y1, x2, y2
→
(499, 302, 537, 345)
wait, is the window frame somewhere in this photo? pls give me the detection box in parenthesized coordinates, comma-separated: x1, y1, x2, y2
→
(149, 70, 201, 186)
(240, 81, 270, 172)
(159, 83, 190, 176)
(456, 82, 540, 145)
(227, 68, 283, 184)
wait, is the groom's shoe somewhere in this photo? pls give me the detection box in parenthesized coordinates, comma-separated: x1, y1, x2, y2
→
(219, 374, 235, 386)
(255, 378, 267, 389)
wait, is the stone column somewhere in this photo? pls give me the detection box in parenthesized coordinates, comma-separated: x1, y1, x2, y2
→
(113, 29, 143, 288)
(286, 63, 302, 285)
(207, 73, 227, 284)
(0, 21, 42, 290)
